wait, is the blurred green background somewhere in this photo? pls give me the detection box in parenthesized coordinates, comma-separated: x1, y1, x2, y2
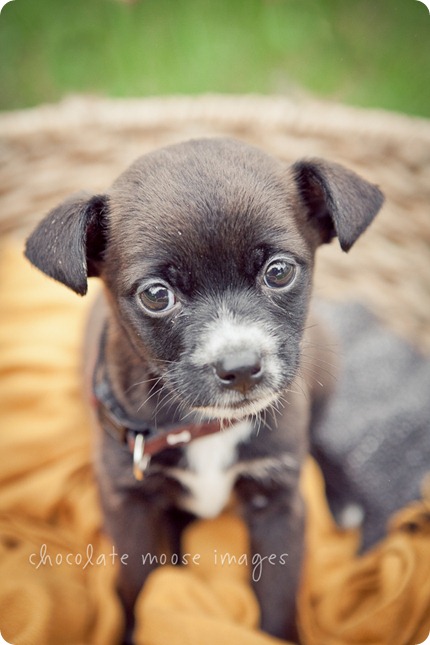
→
(0, 0, 429, 116)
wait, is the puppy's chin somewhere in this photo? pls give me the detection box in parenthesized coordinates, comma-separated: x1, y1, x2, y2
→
(193, 391, 281, 422)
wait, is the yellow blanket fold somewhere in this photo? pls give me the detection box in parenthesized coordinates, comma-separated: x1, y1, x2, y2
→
(1, 241, 429, 645)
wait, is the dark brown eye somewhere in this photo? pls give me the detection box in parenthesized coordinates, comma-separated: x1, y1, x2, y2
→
(138, 283, 177, 314)
(263, 259, 296, 289)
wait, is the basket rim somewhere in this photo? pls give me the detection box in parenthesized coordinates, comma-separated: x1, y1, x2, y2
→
(1, 94, 430, 144)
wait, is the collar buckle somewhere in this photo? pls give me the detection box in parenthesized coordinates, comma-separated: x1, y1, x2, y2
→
(132, 433, 151, 481)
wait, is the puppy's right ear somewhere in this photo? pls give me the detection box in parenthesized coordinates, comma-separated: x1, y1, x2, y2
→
(25, 193, 108, 296)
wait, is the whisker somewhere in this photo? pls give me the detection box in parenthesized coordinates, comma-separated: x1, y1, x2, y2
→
(125, 374, 162, 394)
(299, 361, 337, 382)
(300, 350, 338, 368)
(151, 385, 175, 417)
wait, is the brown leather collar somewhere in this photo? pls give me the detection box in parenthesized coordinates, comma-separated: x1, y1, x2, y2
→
(92, 327, 231, 480)
(125, 420, 229, 481)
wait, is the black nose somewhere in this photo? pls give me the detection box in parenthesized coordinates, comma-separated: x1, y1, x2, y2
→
(214, 351, 263, 393)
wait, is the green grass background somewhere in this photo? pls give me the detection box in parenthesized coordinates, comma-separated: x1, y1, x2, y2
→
(0, 0, 429, 116)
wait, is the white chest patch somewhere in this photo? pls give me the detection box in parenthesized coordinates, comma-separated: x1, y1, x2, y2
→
(169, 420, 254, 519)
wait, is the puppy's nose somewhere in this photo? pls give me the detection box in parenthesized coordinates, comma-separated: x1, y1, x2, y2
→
(214, 351, 263, 393)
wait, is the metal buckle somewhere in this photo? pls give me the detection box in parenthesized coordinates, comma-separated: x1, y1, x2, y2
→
(133, 433, 151, 481)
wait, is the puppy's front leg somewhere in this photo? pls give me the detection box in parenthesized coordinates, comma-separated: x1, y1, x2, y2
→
(96, 450, 164, 640)
(100, 490, 162, 642)
(237, 478, 305, 642)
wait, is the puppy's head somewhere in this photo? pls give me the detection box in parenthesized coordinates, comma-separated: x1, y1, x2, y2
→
(25, 138, 383, 421)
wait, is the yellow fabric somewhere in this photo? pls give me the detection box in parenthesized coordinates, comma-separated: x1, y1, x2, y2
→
(0, 240, 429, 645)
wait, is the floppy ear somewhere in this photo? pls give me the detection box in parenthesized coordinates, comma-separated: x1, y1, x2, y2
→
(25, 193, 109, 296)
(292, 159, 384, 251)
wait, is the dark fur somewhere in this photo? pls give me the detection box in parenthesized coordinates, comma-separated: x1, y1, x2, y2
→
(25, 138, 384, 643)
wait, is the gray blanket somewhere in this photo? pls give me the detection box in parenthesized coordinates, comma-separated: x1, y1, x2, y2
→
(311, 301, 430, 551)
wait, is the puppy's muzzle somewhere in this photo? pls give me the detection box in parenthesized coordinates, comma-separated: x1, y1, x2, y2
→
(213, 350, 263, 394)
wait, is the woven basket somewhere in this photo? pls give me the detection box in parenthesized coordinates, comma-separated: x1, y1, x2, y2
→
(1, 94, 429, 349)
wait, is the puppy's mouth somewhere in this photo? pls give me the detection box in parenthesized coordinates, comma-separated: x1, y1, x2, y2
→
(193, 391, 281, 422)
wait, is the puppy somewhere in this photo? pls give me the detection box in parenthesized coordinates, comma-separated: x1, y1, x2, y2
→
(25, 138, 383, 642)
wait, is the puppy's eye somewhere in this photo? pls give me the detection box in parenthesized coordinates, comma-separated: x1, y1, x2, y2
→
(263, 259, 297, 289)
(137, 283, 177, 314)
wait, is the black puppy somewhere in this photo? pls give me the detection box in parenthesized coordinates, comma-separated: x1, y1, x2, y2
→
(25, 138, 383, 642)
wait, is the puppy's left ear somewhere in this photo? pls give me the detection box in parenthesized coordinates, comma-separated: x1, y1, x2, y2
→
(292, 158, 384, 251)
(25, 192, 108, 296)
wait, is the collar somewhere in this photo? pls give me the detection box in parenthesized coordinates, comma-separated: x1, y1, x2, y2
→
(92, 326, 230, 481)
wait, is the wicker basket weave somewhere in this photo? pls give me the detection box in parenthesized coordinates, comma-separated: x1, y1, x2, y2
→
(1, 94, 429, 349)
